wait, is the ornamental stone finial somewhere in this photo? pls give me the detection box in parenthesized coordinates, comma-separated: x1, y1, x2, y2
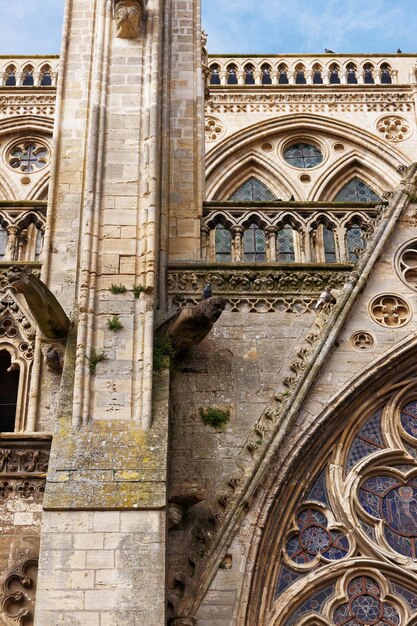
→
(115, 0, 143, 39)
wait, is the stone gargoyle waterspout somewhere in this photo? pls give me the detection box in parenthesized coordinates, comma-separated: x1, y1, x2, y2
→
(7, 266, 70, 340)
(156, 296, 226, 353)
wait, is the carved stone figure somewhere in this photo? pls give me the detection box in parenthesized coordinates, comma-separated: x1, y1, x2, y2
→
(156, 296, 226, 352)
(45, 344, 65, 373)
(6, 266, 70, 340)
(115, 0, 142, 39)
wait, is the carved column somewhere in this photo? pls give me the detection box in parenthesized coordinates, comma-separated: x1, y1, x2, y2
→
(232, 226, 244, 261)
(201, 226, 209, 261)
(357, 70, 364, 85)
(237, 70, 245, 85)
(266, 226, 277, 262)
(340, 70, 347, 85)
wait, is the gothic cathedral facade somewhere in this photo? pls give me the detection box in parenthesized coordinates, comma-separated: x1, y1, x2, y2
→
(1, 1, 417, 625)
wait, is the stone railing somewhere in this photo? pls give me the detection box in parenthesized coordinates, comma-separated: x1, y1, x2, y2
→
(207, 55, 417, 87)
(202, 202, 381, 264)
(0, 203, 46, 263)
(0, 57, 59, 88)
(0, 434, 51, 501)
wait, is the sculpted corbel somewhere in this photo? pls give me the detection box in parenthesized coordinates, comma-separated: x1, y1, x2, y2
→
(114, 0, 144, 39)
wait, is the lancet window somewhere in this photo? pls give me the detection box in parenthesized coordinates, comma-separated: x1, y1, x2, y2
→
(295, 64, 306, 84)
(381, 63, 392, 84)
(364, 63, 375, 84)
(329, 63, 341, 84)
(226, 64, 238, 85)
(346, 63, 358, 84)
(335, 178, 381, 202)
(4, 65, 16, 86)
(244, 64, 255, 85)
(210, 64, 221, 85)
(261, 64, 272, 84)
(214, 223, 232, 262)
(312, 64, 323, 84)
(0, 349, 19, 432)
(40, 65, 52, 86)
(276, 224, 296, 262)
(228, 177, 277, 202)
(22, 66, 34, 86)
(243, 222, 266, 262)
(271, 382, 417, 626)
(278, 64, 289, 84)
(346, 220, 366, 262)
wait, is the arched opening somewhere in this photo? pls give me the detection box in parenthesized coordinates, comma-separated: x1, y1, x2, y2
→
(276, 224, 295, 262)
(5, 65, 16, 86)
(329, 63, 340, 84)
(243, 223, 266, 262)
(278, 64, 289, 85)
(40, 65, 53, 86)
(226, 64, 238, 85)
(261, 64, 272, 85)
(215, 223, 232, 262)
(380, 63, 392, 84)
(312, 64, 323, 84)
(363, 63, 375, 84)
(0, 350, 19, 432)
(334, 177, 381, 202)
(244, 64, 255, 85)
(22, 66, 34, 86)
(346, 220, 366, 261)
(295, 64, 306, 85)
(210, 64, 221, 85)
(346, 63, 357, 84)
(228, 177, 277, 202)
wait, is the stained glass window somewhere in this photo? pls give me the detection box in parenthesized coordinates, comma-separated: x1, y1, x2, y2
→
(284, 143, 323, 169)
(277, 225, 295, 262)
(345, 408, 385, 473)
(346, 224, 365, 261)
(228, 177, 277, 202)
(286, 508, 350, 564)
(285, 585, 335, 626)
(323, 227, 336, 263)
(333, 577, 400, 626)
(0, 227, 6, 260)
(215, 224, 232, 262)
(400, 401, 417, 441)
(335, 178, 381, 202)
(8, 142, 49, 173)
(243, 224, 266, 262)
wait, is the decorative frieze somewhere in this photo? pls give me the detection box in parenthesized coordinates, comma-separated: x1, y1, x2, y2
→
(206, 92, 413, 115)
(0, 95, 56, 118)
(0, 437, 51, 503)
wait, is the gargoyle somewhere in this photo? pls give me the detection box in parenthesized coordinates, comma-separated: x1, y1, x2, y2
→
(157, 296, 226, 353)
(7, 266, 70, 340)
(115, 0, 142, 38)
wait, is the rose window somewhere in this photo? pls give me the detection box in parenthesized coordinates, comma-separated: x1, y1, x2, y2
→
(7, 141, 49, 173)
(283, 142, 323, 168)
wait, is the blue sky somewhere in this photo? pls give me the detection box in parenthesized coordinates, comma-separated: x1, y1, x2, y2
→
(0, 0, 415, 56)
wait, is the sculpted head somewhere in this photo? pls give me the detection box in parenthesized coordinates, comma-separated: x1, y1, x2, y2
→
(199, 296, 226, 323)
(115, 0, 142, 39)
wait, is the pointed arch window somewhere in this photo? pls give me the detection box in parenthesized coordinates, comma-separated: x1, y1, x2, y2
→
(215, 223, 232, 262)
(261, 64, 272, 85)
(0, 350, 19, 432)
(22, 66, 34, 86)
(210, 64, 221, 85)
(226, 64, 238, 85)
(278, 64, 289, 85)
(323, 226, 337, 263)
(346, 222, 366, 262)
(381, 63, 392, 84)
(313, 65, 323, 84)
(228, 177, 277, 202)
(244, 64, 255, 85)
(329, 64, 340, 84)
(5, 66, 16, 86)
(40, 66, 52, 86)
(346, 63, 357, 84)
(243, 223, 266, 262)
(295, 65, 306, 84)
(277, 224, 295, 262)
(335, 178, 381, 202)
(364, 63, 375, 84)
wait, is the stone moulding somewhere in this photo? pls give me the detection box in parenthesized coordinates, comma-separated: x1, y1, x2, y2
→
(0, 558, 38, 626)
(0, 95, 56, 118)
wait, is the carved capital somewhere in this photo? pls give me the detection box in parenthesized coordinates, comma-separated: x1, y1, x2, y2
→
(115, 0, 143, 39)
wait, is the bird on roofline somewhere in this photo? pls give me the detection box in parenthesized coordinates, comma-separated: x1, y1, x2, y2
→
(324, 48, 335, 54)
(315, 286, 336, 310)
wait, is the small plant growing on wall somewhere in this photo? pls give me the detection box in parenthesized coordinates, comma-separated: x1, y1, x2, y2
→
(199, 407, 230, 429)
(88, 349, 107, 374)
(133, 285, 145, 299)
(153, 336, 176, 370)
(109, 283, 127, 294)
(108, 316, 123, 331)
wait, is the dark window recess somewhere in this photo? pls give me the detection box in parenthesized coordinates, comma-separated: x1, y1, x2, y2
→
(0, 350, 19, 432)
